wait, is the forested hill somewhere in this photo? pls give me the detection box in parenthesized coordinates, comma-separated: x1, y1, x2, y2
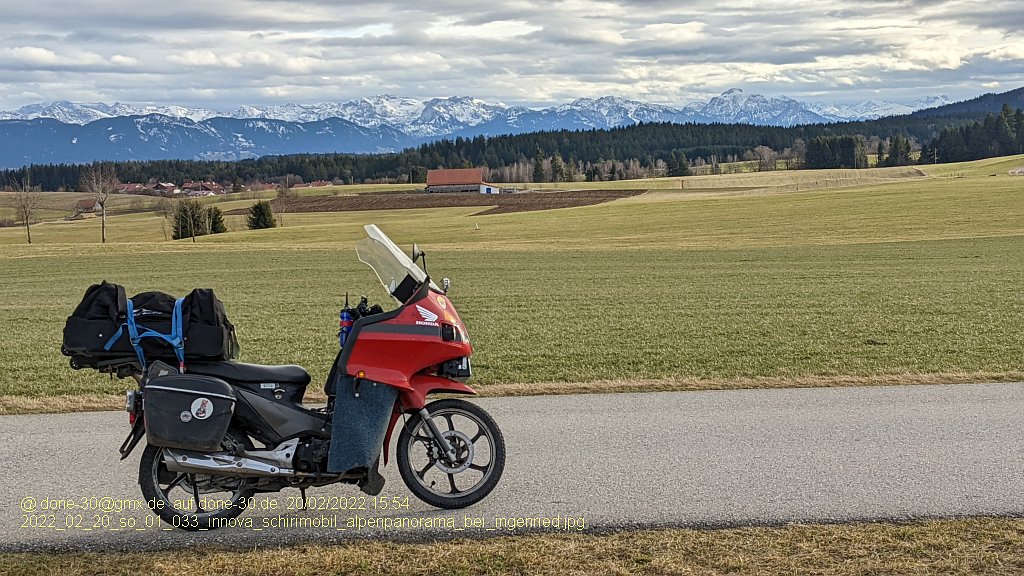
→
(2, 104, 1019, 190)
(912, 87, 1024, 117)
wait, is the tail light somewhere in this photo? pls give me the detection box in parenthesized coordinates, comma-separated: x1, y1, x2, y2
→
(125, 390, 142, 424)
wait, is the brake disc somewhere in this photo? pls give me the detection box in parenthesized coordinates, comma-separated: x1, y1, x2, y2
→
(432, 430, 474, 474)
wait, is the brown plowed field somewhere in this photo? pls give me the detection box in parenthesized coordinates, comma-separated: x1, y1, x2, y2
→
(224, 190, 645, 216)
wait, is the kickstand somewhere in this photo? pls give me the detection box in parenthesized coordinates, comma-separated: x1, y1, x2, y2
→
(299, 487, 307, 511)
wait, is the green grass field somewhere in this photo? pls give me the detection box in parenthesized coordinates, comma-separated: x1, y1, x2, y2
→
(1, 156, 1022, 406)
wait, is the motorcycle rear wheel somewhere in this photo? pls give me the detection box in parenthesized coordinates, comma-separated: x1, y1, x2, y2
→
(397, 399, 505, 509)
(139, 429, 256, 531)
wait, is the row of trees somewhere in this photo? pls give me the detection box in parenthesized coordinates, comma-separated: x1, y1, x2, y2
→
(924, 105, 1024, 163)
(143, 198, 278, 243)
(162, 199, 275, 241)
(511, 149, 690, 183)
(164, 199, 227, 241)
(805, 136, 870, 169)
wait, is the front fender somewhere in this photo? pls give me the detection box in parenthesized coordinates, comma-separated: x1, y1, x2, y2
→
(382, 374, 477, 465)
(400, 373, 477, 410)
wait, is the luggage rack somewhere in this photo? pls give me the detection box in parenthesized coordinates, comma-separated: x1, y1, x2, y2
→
(68, 353, 142, 379)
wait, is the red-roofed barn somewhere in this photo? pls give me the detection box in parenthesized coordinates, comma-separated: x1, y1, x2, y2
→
(426, 168, 502, 194)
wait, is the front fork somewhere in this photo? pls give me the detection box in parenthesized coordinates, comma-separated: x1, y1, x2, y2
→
(417, 408, 459, 463)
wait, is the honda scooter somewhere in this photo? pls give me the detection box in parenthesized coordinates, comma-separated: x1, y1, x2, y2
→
(107, 224, 505, 530)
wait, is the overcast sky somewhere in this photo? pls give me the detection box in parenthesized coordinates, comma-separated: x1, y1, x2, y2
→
(2, 0, 1022, 110)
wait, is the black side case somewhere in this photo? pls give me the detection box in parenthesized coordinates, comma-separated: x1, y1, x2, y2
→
(144, 374, 235, 451)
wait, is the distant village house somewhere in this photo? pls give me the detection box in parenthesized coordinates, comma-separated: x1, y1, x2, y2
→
(75, 198, 97, 214)
(181, 181, 225, 195)
(426, 168, 502, 194)
(290, 180, 332, 189)
(248, 183, 281, 192)
(116, 183, 147, 194)
(154, 182, 181, 195)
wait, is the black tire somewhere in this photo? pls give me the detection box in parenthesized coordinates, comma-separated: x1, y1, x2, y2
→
(139, 429, 255, 531)
(397, 399, 505, 509)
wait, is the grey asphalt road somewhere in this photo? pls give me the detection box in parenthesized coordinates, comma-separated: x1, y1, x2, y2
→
(1, 383, 1022, 551)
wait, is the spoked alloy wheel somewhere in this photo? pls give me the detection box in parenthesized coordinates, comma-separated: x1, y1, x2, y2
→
(397, 399, 506, 509)
(138, 430, 255, 531)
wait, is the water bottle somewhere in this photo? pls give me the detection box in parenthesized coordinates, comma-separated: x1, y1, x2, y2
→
(339, 293, 354, 348)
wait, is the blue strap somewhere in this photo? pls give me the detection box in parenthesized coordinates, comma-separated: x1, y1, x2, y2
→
(102, 297, 187, 371)
(103, 325, 126, 350)
(171, 298, 185, 371)
(124, 300, 148, 370)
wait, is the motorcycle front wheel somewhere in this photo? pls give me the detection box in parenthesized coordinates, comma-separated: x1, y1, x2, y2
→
(396, 399, 506, 509)
(138, 429, 256, 531)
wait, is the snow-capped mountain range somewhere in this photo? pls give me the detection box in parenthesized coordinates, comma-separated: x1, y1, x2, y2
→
(0, 89, 954, 167)
(0, 90, 950, 135)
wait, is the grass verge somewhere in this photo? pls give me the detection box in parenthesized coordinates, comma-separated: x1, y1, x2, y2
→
(4, 518, 1023, 575)
(3, 371, 1021, 415)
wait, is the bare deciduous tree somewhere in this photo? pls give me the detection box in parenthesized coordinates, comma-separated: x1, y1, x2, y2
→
(156, 197, 174, 241)
(12, 170, 43, 244)
(753, 146, 777, 172)
(276, 201, 288, 227)
(79, 165, 118, 243)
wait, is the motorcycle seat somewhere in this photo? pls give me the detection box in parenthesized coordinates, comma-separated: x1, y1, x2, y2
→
(185, 361, 312, 386)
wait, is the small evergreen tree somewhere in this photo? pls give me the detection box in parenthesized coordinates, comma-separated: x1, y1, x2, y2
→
(248, 200, 276, 230)
(677, 152, 691, 176)
(532, 148, 546, 183)
(805, 136, 835, 168)
(885, 134, 912, 166)
(208, 206, 227, 234)
(172, 199, 208, 240)
(666, 152, 679, 176)
(667, 150, 691, 176)
(550, 153, 564, 182)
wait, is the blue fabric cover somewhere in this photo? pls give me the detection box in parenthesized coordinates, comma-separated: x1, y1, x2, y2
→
(327, 375, 399, 474)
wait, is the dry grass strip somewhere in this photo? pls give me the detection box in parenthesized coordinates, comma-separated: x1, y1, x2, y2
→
(4, 518, 1024, 576)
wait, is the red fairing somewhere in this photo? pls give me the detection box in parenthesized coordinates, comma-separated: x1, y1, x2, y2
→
(347, 289, 477, 466)
(346, 290, 473, 400)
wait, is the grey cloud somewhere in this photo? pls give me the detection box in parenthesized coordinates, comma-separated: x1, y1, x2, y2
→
(66, 31, 158, 44)
(0, 0, 1021, 109)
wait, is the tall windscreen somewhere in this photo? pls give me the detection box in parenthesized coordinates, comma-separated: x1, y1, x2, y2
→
(356, 224, 438, 301)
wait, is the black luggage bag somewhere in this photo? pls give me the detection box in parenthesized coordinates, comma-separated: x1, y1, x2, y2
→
(62, 281, 240, 369)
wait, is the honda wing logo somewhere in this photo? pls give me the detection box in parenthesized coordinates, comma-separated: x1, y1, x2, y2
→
(415, 305, 439, 327)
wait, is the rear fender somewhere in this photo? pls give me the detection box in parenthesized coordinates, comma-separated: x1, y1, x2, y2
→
(119, 416, 146, 460)
(382, 374, 477, 465)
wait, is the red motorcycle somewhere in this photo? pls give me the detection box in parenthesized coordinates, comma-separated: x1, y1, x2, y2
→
(111, 225, 505, 530)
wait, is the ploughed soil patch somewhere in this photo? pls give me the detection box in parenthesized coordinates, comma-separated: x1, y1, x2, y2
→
(224, 190, 645, 216)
